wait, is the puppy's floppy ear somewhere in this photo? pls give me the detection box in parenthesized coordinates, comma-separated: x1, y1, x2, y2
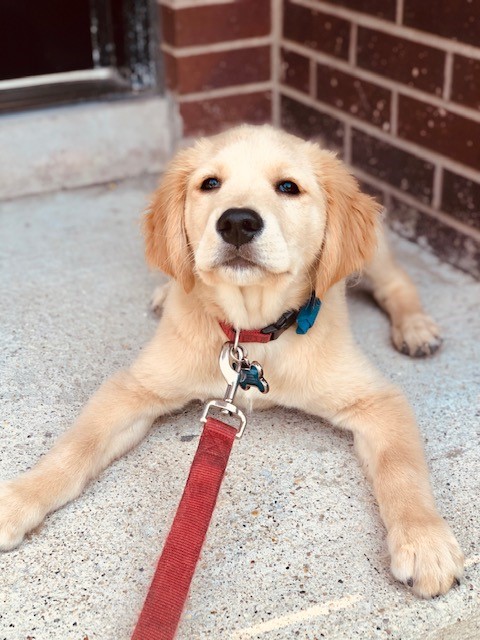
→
(310, 147, 381, 297)
(144, 146, 200, 292)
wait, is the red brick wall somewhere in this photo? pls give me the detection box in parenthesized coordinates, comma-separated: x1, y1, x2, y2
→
(279, 0, 480, 278)
(157, 0, 480, 278)
(159, 0, 273, 136)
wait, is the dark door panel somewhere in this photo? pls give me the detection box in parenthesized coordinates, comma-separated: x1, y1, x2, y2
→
(0, 0, 160, 113)
(0, 0, 94, 80)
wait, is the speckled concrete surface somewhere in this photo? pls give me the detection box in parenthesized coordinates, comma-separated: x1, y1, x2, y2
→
(0, 177, 479, 640)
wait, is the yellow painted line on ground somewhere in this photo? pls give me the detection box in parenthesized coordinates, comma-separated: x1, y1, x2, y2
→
(232, 594, 362, 639)
(232, 557, 479, 638)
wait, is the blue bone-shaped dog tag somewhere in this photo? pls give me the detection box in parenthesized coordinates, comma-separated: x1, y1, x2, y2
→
(239, 362, 269, 393)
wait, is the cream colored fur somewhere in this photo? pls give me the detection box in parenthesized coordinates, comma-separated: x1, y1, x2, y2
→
(0, 125, 462, 598)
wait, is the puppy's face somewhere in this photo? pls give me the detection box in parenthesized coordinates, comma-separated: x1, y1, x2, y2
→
(145, 125, 380, 297)
(184, 129, 327, 288)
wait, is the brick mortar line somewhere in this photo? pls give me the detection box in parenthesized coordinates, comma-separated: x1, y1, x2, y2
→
(348, 22, 357, 66)
(390, 90, 398, 136)
(271, 0, 282, 127)
(280, 83, 480, 183)
(292, 0, 480, 61)
(161, 36, 272, 58)
(343, 122, 352, 163)
(352, 167, 480, 242)
(282, 39, 480, 124)
(443, 52, 454, 101)
(395, 0, 404, 25)
(309, 58, 317, 100)
(176, 81, 273, 102)
(432, 164, 443, 210)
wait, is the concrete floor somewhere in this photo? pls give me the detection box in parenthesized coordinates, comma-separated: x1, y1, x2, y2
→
(0, 176, 479, 640)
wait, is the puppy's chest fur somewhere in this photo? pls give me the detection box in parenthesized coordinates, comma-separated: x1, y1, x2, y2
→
(152, 281, 351, 417)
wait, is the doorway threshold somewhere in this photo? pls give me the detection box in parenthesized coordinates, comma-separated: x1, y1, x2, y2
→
(0, 95, 178, 201)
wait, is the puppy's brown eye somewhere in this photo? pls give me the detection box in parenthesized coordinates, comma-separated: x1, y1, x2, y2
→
(201, 177, 221, 191)
(276, 180, 300, 195)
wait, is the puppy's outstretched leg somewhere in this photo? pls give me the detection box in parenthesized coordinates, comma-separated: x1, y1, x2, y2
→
(364, 226, 442, 356)
(308, 363, 464, 598)
(0, 369, 183, 551)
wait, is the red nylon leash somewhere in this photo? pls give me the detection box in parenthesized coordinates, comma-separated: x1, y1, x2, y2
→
(130, 301, 320, 638)
(131, 416, 237, 640)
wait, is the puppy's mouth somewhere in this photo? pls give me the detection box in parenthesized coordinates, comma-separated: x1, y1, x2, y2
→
(215, 247, 264, 271)
(222, 256, 260, 270)
(198, 244, 290, 286)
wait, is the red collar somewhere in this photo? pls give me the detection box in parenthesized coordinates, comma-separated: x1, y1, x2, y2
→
(219, 292, 321, 344)
(219, 322, 272, 343)
(219, 306, 300, 344)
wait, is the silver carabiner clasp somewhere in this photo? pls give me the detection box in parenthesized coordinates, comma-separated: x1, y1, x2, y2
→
(219, 341, 247, 405)
(200, 331, 253, 439)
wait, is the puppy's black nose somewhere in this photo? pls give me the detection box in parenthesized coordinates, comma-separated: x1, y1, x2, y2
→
(216, 208, 264, 248)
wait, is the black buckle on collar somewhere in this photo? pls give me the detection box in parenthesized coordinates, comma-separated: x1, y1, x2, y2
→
(260, 308, 299, 341)
(259, 292, 319, 341)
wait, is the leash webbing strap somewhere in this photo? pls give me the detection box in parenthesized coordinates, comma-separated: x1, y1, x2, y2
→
(131, 417, 237, 640)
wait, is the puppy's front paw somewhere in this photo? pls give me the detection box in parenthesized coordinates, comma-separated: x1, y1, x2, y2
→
(388, 516, 464, 598)
(0, 482, 44, 551)
(392, 313, 442, 357)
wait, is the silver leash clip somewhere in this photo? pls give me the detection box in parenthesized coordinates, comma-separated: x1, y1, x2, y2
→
(200, 330, 269, 439)
(218, 342, 246, 405)
(200, 340, 248, 438)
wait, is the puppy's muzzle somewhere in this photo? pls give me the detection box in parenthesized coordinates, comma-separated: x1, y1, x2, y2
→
(216, 208, 263, 248)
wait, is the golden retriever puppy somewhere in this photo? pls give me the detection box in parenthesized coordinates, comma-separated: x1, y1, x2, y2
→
(0, 125, 462, 599)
